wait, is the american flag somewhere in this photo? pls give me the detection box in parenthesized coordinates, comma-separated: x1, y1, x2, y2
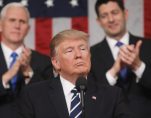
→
(0, 0, 151, 56)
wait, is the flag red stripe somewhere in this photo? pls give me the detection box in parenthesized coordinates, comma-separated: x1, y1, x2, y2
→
(35, 18, 52, 56)
(144, 0, 151, 38)
(72, 17, 88, 33)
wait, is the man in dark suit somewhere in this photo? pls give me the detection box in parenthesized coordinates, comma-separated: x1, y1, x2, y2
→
(89, 0, 151, 118)
(0, 2, 54, 118)
(17, 29, 130, 118)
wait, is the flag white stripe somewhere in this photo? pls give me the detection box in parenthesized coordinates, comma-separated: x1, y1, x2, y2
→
(52, 18, 71, 37)
(125, 0, 144, 37)
(24, 18, 35, 50)
(88, 0, 105, 46)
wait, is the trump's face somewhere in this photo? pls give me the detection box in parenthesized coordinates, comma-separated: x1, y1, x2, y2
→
(52, 38, 91, 80)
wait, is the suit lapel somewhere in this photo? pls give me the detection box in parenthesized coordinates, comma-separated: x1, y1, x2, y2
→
(129, 34, 138, 45)
(99, 39, 115, 68)
(85, 87, 104, 118)
(48, 77, 69, 118)
(0, 45, 8, 77)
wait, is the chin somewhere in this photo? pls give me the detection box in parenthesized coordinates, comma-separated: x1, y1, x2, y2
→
(108, 32, 121, 37)
(12, 39, 23, 44)
(78, 70, 88, 76)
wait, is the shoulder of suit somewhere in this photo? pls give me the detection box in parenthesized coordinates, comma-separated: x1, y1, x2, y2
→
(31, 50, 50, 59)
(130, 34, 151, 46)
(97, 84, 121, 95)
(130, 33, 148, 40)
(90, 40, 106, 52)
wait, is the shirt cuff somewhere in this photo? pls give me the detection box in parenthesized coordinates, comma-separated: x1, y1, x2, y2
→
(133, 61, 146, 83)
(2, 80, 10, 89)
(25, 71, 34, 84)
(106, 71, 118, 86)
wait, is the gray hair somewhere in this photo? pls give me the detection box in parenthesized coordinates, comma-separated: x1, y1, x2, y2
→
(0, 2, 30, 20)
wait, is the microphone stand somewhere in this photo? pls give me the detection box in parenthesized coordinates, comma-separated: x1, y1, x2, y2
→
(80, 90, 85, 118)
(76, 76, 87, 118)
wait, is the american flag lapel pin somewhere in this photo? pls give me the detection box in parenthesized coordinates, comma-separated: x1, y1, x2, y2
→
(92, 96, 96, 100)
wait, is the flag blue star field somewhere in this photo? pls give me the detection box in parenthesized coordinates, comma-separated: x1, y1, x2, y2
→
(0, 0, 151, 56)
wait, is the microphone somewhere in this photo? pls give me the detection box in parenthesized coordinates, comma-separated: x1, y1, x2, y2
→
(76, 76, 87, 118)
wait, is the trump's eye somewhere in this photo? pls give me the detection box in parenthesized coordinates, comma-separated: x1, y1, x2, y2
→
(64, 48, 73, 53)
(80, 45, 88, 51)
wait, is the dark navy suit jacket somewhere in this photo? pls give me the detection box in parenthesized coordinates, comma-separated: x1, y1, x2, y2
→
(89, 34, 151, 118)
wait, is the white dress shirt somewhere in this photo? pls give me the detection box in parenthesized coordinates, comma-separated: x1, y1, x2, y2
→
(105, 33, 146, 85)
(1, 42, 23, 68)
(60, 76, 80, 114)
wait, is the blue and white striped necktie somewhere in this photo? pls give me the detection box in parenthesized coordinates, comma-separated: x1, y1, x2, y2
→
(69, 88, 82, 118)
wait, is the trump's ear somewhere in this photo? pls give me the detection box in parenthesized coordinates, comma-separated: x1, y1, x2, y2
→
(51, 57, 61, 71)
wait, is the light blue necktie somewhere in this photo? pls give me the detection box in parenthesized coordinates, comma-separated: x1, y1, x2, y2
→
(116, 41, 128, 80)
(70, 88, 82, 118)
(9, 52, 18, 91)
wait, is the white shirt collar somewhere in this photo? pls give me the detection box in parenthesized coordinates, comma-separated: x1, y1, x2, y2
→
(106, 32, 129, 49)
(1, 42, 24, 68)
(60, 75, 75, 97)
(60, 75, 75, 113)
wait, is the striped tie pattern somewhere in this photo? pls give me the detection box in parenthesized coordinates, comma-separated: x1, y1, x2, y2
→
(69, 88, 82, 118)
(9, 52, 18, 91)
(116, 41, 128, 80)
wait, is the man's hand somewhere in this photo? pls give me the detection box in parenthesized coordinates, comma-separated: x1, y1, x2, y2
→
(131, 40, 142, 70)
(20, 47, 33, 79)
(109, 56, 122, 78)
(109, 40, 142, 78)
(119, 40, 142, 70)
(2, 59, 21, 87)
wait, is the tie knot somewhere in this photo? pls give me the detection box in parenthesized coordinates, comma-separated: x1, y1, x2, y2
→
(11, 52, 18, 59)
(9, 52, 18, 68)
(71, 88, 78, 96)
(116, 41, 124, 47)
